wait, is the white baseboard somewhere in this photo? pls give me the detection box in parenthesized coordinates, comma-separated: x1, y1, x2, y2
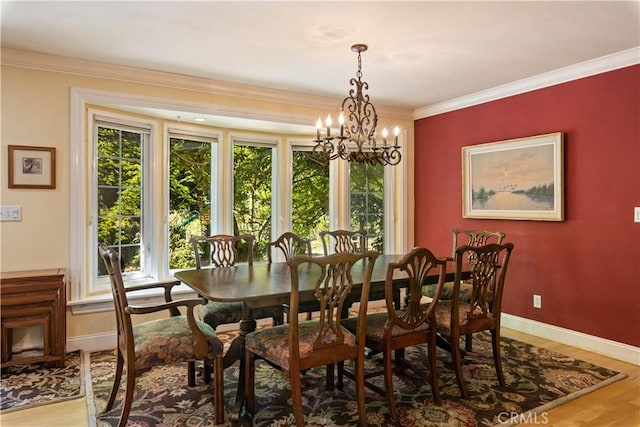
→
(501, 313, 640, 366)
(66, 332, 116, 353)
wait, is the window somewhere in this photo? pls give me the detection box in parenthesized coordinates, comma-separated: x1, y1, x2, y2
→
(168, 132, 219, 270)
(232, 140, 275, 261)
(291, 148, 329, 254)
(350, 162, 384, 252)
(70, 89, 408, 308)
(94, 120, 150, 285)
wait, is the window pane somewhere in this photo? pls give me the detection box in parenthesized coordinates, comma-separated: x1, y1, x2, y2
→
(292, 151, 329, 254)
(169, 138, 215, 270)
(233, 144, 272, 261)
(96, 125, 144, 276)
(350, 162, 384, 252)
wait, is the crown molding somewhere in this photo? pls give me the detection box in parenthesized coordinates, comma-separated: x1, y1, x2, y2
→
(414, 47, 640, 119)
(0, 48, 412, 120)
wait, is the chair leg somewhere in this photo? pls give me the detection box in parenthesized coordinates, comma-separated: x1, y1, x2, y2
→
(187, 361, 196, 387)
(465, 333, 473, 352)
(204, 361, 213, 383)
(213, 356, 225, 425)
(244, 351, 255, 416)
(355, 356, 369, 427)
(290, 369, 305, 427)
(337, 361, 345, 390)
(117, 365, 136, 427)
(383, 346, 398, 421)
(450, 334, 469, 399)
(104, 351, 124, 412)
(274, 309, 284, 326)
(428, 329, 441, 404)
(491, 329, 505, 387)
(326, 363, 335, 391)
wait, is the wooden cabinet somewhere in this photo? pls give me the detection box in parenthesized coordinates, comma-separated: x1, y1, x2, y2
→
(1, 269, 66, 368)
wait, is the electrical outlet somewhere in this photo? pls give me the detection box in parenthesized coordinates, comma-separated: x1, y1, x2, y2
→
(0, 205, 22, 221)
(533, 294, 542, 309)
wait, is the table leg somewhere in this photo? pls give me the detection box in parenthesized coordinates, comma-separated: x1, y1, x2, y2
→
(230, 315, 256, 422)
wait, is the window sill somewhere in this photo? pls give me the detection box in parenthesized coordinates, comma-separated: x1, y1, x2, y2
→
(68, 283, 199, 315)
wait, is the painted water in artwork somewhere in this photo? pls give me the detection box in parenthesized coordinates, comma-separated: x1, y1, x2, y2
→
(471, 144, 555, 211)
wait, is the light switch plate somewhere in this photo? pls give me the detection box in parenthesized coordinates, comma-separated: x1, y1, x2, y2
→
(635, 207, 640, 223)
(0, 205, 22, 221)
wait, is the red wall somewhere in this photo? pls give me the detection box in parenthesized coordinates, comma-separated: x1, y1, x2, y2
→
(414, 65, 640, 347)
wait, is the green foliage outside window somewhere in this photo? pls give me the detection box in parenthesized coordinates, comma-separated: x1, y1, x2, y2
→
(99, 126, 383, 275)
(96, 127, 143, 275)
(351, 162, 384, 252)
(292, 151, 330, 253)
(168, 138, 213, 269)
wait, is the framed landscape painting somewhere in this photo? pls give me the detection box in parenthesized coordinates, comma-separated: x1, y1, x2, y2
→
(462, 132, 564, 221)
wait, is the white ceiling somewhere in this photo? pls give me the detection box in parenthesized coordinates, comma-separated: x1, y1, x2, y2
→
(2, 1, 639, 127)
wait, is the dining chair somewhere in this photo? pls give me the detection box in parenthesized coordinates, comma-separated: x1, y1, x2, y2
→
(98, 244, 226, 426)
(320, 229, 399, 353)
(244, 251, 379, 427)
(422, 228, 506, 351)
(319, 229, 368, 255)
(191, 234, 284, 382)
(433, 242, 514, 399)
(266, 232, 315, 322)
(190, 234, 284, 330)
(339, 247, 448, 421)
(266, 231, 312, 263)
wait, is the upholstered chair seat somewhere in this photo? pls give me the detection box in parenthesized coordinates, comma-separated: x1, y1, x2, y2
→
(246, 321, 357, 370)
(132, 317, 222, 372)
(200, 301, 283, 330)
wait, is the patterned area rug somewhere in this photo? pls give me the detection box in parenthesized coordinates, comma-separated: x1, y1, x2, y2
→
(0, 351, 85, 413)
(87, 332, 626, 427)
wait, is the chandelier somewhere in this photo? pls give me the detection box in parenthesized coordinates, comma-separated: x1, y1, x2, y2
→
(313, 44, 402, 166)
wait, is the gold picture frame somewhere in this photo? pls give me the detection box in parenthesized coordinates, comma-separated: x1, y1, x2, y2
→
(8, 145, 57, 189)
(462, 132, 564, 221)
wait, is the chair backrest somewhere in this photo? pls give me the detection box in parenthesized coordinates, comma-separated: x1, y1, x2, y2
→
(98, 244, 134, 352)
(386, 247, 448, 331)
(286, 251, 378, 358)
(319, 229, 368, 255)
(266, 232, 312, 263)
(451, 229, 505, 262)
(190, 234, 254, 268)
(452, 243, 514, 321)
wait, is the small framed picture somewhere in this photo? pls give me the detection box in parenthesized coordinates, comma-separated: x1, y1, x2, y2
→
(8, 145, 57, 189)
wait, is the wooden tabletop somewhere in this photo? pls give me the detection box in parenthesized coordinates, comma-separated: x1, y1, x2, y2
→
(174, 254, 455, 309)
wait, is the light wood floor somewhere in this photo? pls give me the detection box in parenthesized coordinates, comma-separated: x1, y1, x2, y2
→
(1, 328, 638, 427)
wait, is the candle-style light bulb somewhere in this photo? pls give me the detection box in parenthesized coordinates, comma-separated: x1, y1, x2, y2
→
(326, 114, 332, 138)
(393, 126, 400, 146)
(316, 118, 322, 140)
(382, 128, 388, 146)
(338, 110, 345, 137)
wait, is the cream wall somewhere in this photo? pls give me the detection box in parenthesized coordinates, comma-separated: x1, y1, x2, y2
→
(0, 50, 414, 350)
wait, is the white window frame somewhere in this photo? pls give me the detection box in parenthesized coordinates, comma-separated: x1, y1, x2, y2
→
(165, 124, 222, 274)
(69, 88, 408, 313)
(229, 133, 280, 240)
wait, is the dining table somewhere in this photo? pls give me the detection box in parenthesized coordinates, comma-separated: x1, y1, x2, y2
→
(174, 254, 461, 421)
